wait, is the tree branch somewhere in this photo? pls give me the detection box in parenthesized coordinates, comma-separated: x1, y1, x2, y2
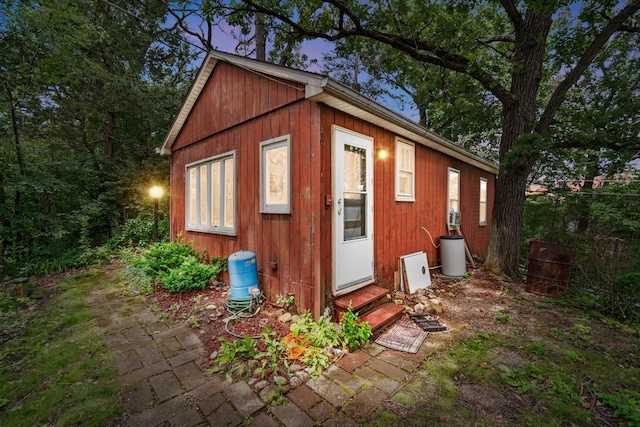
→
(240, 0, 514, 104)
(497, 0, 523, 34)
(537, 0, 640, 134)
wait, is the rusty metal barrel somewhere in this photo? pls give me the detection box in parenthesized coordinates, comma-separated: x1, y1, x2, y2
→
(525, 241, 572, 297)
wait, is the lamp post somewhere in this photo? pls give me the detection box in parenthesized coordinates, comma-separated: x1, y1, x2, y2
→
(149, 186, 164, 241)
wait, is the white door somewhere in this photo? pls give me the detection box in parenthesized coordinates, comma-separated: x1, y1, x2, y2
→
(332, 127, 374, 295)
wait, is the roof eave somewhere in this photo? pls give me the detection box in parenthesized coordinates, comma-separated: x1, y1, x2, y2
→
(309, 79, 498, 174)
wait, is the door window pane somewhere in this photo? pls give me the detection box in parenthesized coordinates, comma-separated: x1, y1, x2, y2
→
(343, 193, 366, 240)
(344, 144, 366, 192)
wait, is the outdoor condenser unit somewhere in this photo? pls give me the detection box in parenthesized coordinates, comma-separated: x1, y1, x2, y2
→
(448, 210, 461, 227)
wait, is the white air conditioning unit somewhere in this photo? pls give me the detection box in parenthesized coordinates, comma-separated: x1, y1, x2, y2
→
(448, 210, 461, 227)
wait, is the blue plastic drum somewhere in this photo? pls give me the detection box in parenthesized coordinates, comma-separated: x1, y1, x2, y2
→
(228, 250, 259, 298)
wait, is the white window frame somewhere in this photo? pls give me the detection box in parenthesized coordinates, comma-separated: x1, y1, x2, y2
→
(185, 151, 236, 235)
(479, 177, 488, 226)
(447, 168, 460, 229)
(395, 139, 415, 202)
(260, 135, 291, 214)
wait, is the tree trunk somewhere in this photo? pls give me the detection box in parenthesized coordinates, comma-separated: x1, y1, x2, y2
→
(484, 8, 553, 277)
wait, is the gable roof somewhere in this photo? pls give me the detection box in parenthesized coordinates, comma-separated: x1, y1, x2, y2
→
(160, 50, 498, 174)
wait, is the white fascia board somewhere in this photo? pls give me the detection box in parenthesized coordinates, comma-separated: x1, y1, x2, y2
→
(309, 79, 499, 174)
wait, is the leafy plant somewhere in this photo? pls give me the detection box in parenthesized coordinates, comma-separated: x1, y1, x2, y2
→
(598, 389, 640, 426)
(143, 239, 206, 279)
(276, 294, 295, 309)
(160, 256, 223, 293)
(340, 306, 372, 350)
(209, 336, 258, 382)
(290, 311, 340, 348)
(254, 327, 286, 379)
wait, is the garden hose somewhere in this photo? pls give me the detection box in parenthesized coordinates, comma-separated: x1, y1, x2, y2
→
(223, 292, 265, 339)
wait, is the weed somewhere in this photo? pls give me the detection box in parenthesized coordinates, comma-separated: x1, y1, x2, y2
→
(597, 389, 640, 425)
(496, 308, 511, 324)
(525, 339, 546, 359)
(276, 294, 295, 309)
(340, 306, 372, 350)
(186, 315, 200, 328)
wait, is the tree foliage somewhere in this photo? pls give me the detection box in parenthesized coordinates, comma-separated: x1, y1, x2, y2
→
(223, 0, 640, 276)
(0, 0, 194, 279)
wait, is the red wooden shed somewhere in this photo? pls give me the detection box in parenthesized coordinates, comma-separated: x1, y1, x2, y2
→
(160, 51, 498, 325)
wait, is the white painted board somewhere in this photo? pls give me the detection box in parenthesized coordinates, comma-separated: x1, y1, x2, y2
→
(402, 252, 431, 293)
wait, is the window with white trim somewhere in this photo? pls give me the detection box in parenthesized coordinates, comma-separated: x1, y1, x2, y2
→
(448, 168, 460, 226)
(479, 178, 488, 226)
(395, 139, 415, 201)
(186, 151, 236, 234)
(260, 135, 291, 214)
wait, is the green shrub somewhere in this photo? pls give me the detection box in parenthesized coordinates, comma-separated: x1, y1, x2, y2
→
(143, 239, 206, 278)
(159, 256, 224, 293)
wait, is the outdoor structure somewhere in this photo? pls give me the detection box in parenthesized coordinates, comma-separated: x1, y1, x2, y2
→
(160, 50, 498, 320)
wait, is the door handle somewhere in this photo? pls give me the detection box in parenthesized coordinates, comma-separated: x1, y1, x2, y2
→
(337, 198, 342, 216)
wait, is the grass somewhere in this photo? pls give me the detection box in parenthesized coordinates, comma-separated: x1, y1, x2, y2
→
(0, 271, 123, 426)
(372, 312, 640, 426)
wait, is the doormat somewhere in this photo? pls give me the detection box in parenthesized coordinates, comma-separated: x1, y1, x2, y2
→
(375, 319, 429, 353)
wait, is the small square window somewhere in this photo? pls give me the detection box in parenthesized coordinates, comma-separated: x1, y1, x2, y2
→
(396, 139, 415, 201)
(260, 135, 291, 214)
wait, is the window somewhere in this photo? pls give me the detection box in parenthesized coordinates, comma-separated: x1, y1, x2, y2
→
(479, 178, 488, 226)
(186, 151, 236, 234)
(260, 135, 291, 214)
(448, 168, 460, 228)
(395, 139, 415, 201)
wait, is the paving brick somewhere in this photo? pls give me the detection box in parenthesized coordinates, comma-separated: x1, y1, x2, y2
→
(342, 386, 388, 419)
(306, 376, 352, 408)
(196, 391, 226, 416)
(159, 336, 185, 357)
(168, 407, 204, 427)
(248, 411, 281, 427)
(121, 380, 155, 412)
(103, 332, 128, 347)
(136, 343, 164, 366)
(286, 385, 322, 410)
(321, 414, 359, 427)
(174, 361, 207, 390)
(118, 360, 171, 385)
(122, 324, 147, 340)
(224, 381, 265, 416)
(335, 350, 371, 372)
(323, 365, 365, 393)
(169, 348, 203, 367)
(150, 371, 183, 401)
(191, 376, 226, 401)
(112, 348, 142, 374)
(308, 400, 334, 422)
(353, 366, 400, 395)
(207, 401, 242, 426)
(128, 395, 190, 427)
(377, 350, 420, 372)
(175, 329, 203, 350)
(269, 399, 314, 427)
(361, 342, 385, 356)
(367, 358, 408, 382)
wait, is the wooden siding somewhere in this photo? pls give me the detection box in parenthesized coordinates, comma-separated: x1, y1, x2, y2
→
(169, 67, 322, 315)
(171, 62, 306, 152)
(319, 105, 495, 294)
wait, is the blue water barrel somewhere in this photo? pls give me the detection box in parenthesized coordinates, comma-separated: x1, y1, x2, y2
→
(228, 250, 259, 298)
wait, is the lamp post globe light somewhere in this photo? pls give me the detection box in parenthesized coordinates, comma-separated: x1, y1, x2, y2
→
(149, 186, 164, 241)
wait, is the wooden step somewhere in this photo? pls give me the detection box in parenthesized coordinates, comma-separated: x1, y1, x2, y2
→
(360, 303, 405, 332)
(334, 285, 389, 311)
